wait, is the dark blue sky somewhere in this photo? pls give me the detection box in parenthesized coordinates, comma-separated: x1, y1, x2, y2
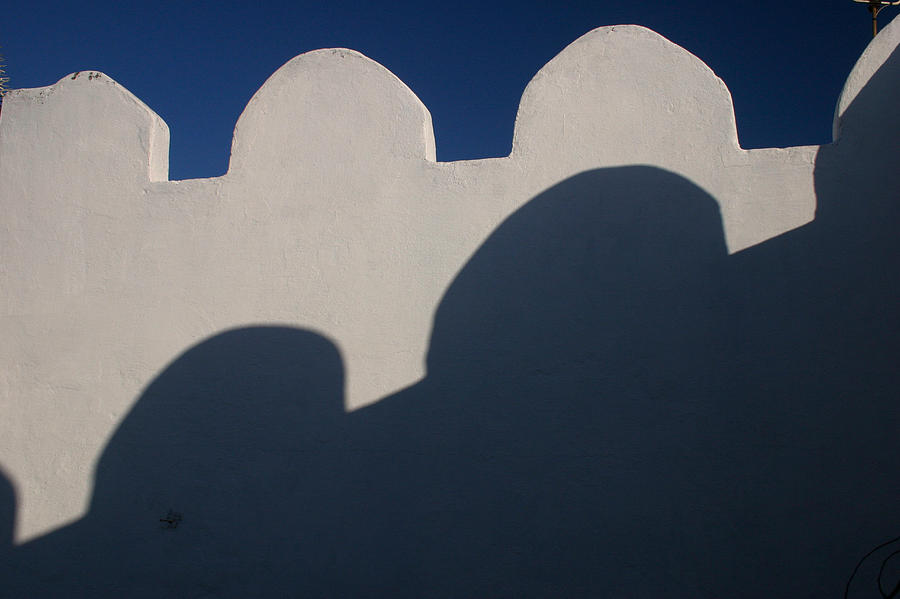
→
(2, 1, 893, 180)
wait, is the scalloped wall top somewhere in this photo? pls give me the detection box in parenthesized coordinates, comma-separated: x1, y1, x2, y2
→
(228, 48, 436, 175)
(1, 23, 897, 179)
(829, 16, 900, 170)
(0, 70, 169, 182)
(834, 14, 900, 142)
(511, 25, 739, 162)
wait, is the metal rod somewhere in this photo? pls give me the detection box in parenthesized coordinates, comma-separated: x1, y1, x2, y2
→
(855, 0, 900, 38)
(872, 3, 882, 37)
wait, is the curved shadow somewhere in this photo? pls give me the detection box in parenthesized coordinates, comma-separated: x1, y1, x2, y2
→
(5, 327, 346, 597)
(356, 166, 730, 597)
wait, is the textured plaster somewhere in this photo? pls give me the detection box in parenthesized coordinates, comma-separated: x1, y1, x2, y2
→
(0, 22, 897, 582)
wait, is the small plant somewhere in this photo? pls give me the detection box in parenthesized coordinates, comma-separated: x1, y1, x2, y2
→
(0, 47, 9, 106)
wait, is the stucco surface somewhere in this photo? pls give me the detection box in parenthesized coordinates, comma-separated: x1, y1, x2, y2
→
(0, 22, 898, 597)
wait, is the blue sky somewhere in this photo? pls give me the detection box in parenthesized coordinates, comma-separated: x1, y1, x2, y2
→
(1, 1, 893, 180)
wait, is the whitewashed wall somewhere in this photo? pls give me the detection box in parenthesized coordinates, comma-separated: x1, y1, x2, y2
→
(1, 22, 898, 598)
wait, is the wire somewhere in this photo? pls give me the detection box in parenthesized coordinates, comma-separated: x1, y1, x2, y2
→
(878, 549, 900, 599)
(846, 535, 900, 599)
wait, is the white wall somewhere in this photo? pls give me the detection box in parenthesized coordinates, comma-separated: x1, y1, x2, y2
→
(1, 22, 897, 598)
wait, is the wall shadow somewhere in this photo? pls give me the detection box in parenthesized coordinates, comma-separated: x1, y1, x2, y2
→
(3, 327, 348, 597)
(723, 43, 900, 599)
(2, 46, 898, 598)
(0, 470, 13, 561)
